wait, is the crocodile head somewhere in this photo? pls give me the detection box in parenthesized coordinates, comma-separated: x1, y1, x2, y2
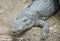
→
(11, 17, 34, 35)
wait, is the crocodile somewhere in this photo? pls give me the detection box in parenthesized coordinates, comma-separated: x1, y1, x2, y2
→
(11, 0, 59, 41)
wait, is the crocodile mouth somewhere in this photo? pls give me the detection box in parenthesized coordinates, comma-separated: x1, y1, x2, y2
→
(11, 30, 27, 37)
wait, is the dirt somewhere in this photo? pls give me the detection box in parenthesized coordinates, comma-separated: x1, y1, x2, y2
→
(0, 0, 60, 41)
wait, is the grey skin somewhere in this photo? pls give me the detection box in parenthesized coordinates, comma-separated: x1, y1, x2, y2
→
(11, 0, 59, 41)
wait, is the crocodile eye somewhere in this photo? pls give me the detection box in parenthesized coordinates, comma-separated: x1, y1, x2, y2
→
(26, 23, 29, 25)
(23, 19, 28, 22)
(16, 18, 18, 20)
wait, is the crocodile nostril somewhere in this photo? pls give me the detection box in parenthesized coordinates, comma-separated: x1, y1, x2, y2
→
(12, 31, 16, 33)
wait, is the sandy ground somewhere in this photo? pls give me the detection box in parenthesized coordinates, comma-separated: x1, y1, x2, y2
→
(0, 0, 60, 41)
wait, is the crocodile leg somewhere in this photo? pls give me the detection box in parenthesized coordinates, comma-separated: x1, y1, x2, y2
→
(23, 0, 37, 10)
(36, 20, 49, 40)
(23, 0, 33, 9)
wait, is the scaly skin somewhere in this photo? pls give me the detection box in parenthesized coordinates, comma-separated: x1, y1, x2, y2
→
(11, 0, 59, 41)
